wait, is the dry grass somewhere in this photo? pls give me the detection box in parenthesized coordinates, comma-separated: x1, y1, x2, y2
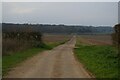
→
(2, 39, 32, 56)
(77, 34, 112, 45)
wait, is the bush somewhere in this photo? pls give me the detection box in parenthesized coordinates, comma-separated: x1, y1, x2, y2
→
(112, 24, 120, 48)
(2, 32, 43, 56)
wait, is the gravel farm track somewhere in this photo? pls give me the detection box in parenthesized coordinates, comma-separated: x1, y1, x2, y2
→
(4, 36, 92, 78)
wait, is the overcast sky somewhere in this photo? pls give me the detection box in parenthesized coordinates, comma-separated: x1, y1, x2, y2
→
(2, 2, 118, 26)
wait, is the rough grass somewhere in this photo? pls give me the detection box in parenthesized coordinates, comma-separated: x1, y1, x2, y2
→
(74, 45, 118, 78)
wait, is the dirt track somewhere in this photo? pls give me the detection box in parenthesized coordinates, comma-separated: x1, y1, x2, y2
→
(5, 36, 91, 78)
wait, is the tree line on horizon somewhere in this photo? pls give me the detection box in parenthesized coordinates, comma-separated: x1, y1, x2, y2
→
(2, 23, 114, 34)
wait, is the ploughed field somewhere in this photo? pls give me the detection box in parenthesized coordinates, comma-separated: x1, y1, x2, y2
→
(77, 34, 112, 45)
(42, 34, 71, 43)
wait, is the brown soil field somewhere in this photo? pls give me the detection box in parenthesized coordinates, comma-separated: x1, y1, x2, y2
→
(42, 34, 72, 43)
(77, 34, 113, 45)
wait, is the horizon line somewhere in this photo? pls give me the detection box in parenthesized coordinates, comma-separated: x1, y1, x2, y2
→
(2, 22, 114, 27)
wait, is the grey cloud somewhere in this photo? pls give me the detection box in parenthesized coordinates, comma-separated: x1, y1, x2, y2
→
(2, 2, 118, 26)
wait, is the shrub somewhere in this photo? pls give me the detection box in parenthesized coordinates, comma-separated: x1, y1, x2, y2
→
(112, 24, 120, 48)
(2, 32, 43, 56)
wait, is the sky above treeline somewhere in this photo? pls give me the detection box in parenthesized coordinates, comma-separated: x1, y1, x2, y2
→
(2, 2, 118, 26)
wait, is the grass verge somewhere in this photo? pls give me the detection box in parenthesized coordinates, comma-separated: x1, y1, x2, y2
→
(2, 48, 45, 76)
(2, 40, 67, 76)
(74, 45, 118, 78)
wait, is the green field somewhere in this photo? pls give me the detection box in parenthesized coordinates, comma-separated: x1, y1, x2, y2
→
(74, 43, 118, 78)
